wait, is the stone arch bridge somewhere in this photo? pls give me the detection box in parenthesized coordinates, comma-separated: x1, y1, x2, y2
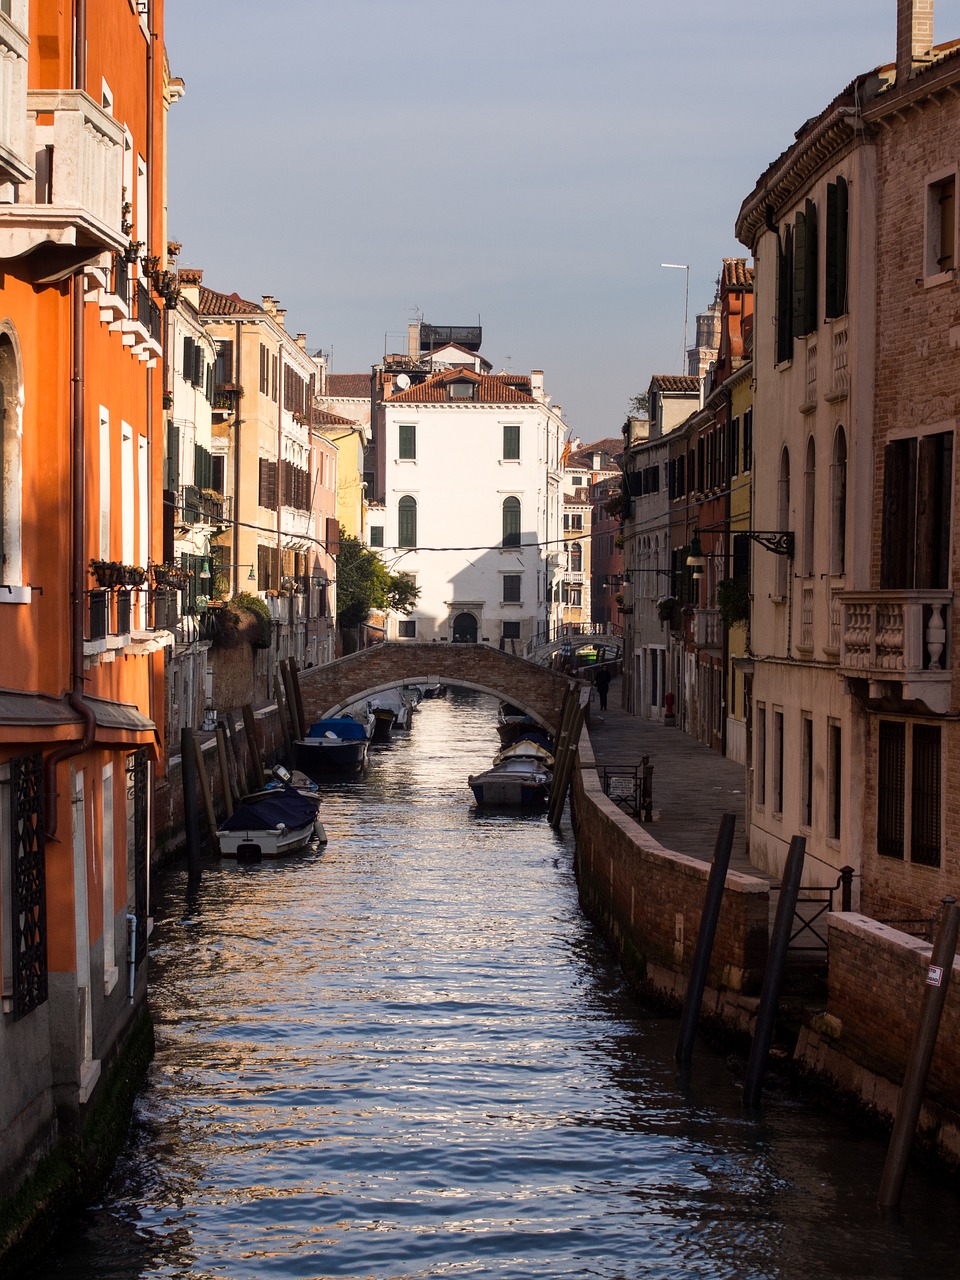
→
(298, 642, 575, 733)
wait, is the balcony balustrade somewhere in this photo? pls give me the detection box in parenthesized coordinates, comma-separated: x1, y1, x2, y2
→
(0, 3, 31, 189)
(826, 320, 849, 402)
(839, 589, 953, 713)
(694, 606, 723, 651)
(0, 90, 126, 280)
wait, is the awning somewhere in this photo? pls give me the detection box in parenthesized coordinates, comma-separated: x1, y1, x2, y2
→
(0, 688, 159, 755)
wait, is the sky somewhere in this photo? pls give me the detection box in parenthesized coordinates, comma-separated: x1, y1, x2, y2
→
(165, 0, 960, 438)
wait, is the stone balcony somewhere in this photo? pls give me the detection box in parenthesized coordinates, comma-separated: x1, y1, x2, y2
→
(694, 606, 723, 651)
(0, 89, 126, 281)
(838, 589, 953, 714)
(0, 3, 32, 190)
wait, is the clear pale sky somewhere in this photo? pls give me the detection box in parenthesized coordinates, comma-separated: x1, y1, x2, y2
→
(165, 1, 960, 437)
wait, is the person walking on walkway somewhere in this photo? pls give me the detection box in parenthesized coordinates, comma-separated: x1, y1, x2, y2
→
(594, 665, 612, 711)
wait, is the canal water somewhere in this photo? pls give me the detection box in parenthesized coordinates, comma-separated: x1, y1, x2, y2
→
(27, 690, 960, 1280)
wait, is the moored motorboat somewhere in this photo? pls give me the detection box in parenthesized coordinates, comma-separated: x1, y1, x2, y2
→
(468, 755, 552, 809)
(294, 718, 369, 774)
(369, 688, 412, 740)
(496, 702, 540, 746)
(340, 700, 377, 739)
(218, 785, 324, 859)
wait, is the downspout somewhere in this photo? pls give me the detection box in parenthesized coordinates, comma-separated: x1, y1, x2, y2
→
(145, 0, 155, 730)
(276, 345, 284, 592)
(44, 0, 96, 838)
(232, 320, 242, 597)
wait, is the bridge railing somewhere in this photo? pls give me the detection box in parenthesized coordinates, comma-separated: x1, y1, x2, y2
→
(525, 622, 623, 658)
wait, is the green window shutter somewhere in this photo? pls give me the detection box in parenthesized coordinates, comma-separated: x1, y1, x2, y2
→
(792, 210, 807, 336)
(803, 199, 818, 334)
(826, 182, 839, 317)
(776, 226, 793, 362)
(836, 176, 848, 316)
(398, 424, 416, 459)
(398, 496, 417, 547)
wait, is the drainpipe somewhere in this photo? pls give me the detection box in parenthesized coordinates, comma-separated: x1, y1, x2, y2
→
(276, 345, 284, 594)
(44, 0, 97, 838)
(232, 320, 242, 597)
(145, 0, 155, 727)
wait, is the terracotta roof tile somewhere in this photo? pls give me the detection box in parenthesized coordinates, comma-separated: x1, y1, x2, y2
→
(385, 367, 536, 405)
(198, 286, 262, 316)
(650, 374, 700, 394)
(568, 436, 623, 468)
(326, 373, 371, 398)
(723, 258, 754, 289)
(314, 408, 362, 429)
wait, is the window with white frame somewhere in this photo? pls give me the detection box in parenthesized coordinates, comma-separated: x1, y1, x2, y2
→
(501, 574, 522, 603)
(502, 424, 520, 460)
(398, 423, 416, 460)
(0, 328, 24, 586)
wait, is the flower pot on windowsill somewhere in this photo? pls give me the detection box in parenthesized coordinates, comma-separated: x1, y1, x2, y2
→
(90, 559, 126, 589)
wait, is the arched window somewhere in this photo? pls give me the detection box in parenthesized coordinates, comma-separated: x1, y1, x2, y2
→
(803, 436, 816, 577)
(398, 495, 417, 547)
(831, 426, 847, 575)
(502, 496, 521, 546)
(569, 541, 582, 572)
(777, 447, 791, 598)
(0, 328, 24, 587)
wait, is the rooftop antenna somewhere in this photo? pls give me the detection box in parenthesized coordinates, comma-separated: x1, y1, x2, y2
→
(661, 262, 690, 374)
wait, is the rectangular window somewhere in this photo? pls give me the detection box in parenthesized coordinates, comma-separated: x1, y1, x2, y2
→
(911, 724, 942, 867)
(793, 199, 819, 337)
(825, 176, 849, 318)
(503, 424, 520, 459)
(773, 709, 784, 816)
(877, 720, 906, 859)
(397, 619, 416, 639)
(742, 408, 753, 473)
(756, 702, 766, 807)
(878, 720, 943, 867)
(215, 340, 234, 387)
(502, 621, 522, 640)
(502, 574, 522, 603)
(801, 715, 813, 828)
(828, 721, 842, 840)
(398, 423, 416, 460)
(880, 432, 953, 590)
(369, 525, 384, 548)
(776, 224, 794, 363)
(926, 174, 956, 277)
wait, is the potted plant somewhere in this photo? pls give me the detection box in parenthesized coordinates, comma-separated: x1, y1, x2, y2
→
(89, 559, 126, 589)
(123, 564, 147, 588)
(716, 578, 750, 628)
(657, 595, 679, 626)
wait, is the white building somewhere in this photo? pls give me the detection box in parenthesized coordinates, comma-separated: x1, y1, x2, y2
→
(378, 349, 565, 648)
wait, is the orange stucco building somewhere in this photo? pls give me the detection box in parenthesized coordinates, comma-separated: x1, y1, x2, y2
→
(0, 0, 169, 1199)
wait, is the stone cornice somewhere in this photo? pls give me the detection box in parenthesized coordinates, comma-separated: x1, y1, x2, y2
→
(735, 107, 872, 250)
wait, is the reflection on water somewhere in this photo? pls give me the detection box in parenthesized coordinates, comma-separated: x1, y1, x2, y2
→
(26, 691, 960, 1279)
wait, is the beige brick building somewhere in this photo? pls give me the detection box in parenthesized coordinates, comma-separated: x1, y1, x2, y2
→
(736, 0, 959, 922)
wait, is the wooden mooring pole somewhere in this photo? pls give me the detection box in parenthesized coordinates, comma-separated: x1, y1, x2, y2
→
(180, 726, 201, 881)
(878, 896, 959, 1210)
(675, 812, 737, 1066)
(743, 833, 806, 1108)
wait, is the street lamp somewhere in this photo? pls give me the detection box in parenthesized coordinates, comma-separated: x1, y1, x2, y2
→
(661, 262, 690, 374)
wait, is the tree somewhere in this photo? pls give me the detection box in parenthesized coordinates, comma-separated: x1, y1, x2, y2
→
(336, 531, 420, 644)
(628, 392, 649, 418)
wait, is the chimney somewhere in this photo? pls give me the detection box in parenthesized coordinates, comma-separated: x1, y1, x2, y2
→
(275, 308, 286, 330)
(178, 267, 202, 308)
(261, 294, 276, 315)
(530, 369, 544, 400)
(408, 322, 420, 360)
(295, 332, 307, 351)
(897, 0, 934, 86)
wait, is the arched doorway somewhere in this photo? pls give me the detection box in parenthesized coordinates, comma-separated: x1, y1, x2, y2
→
(452, 612, 478, 643)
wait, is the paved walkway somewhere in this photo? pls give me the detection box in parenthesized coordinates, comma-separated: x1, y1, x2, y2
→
(585, 676, 776, 887)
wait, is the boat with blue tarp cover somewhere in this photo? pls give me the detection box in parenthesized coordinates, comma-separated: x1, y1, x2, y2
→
(294, 717, 369, 774)
(218, 785, 323, 859)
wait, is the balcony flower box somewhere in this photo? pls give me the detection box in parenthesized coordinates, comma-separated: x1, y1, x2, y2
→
(89, 559, 126, 589)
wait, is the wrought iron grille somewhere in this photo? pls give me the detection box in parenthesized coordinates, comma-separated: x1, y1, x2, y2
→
(10, 753, 48, 1019)
(126, 748, 149, 966)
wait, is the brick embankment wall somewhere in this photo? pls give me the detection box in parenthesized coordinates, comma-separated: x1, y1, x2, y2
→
(570, 729, 770, 1033)
(796, 913, 960, 1171)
